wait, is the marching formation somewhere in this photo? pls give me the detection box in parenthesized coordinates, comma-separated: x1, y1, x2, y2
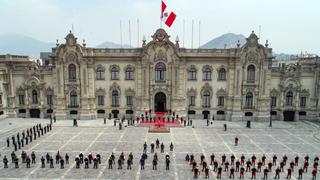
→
(2, 139, 174, 172)
(6, 123, 52, 151)
(186, 153, 318, 179)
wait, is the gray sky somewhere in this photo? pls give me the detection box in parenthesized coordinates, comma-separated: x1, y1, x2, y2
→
(0, 0, 319, 54)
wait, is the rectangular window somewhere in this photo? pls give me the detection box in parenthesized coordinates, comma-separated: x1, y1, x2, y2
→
(203, 96, 210, 107)
(188, 96, 195, 106)
(111, 71, 119, 80)
(218, 96, 224, 106)
(125, 71, 134, 80)
(47, 95, 53, 105)
(188, 71, 197, 80)
(19, 95, 25, 105)
(300, 97, 306, 107)
(98, 96, 104, 106)
(96, 71, 105, 80)
(271, 96, 277, 107)
(203, 72, 211, 81)
(126, 96, 133, 106)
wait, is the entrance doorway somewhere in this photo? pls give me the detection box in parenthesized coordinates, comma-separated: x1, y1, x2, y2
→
(112, 110, 119, 118)
(202, 110, 210, 119)
(154, 92, 166, 112)
(284, 111, 295, 121)
(30, 109, 40, 118)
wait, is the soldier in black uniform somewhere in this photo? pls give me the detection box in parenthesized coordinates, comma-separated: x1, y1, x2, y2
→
(41, 156, 45, 168)
(84, 156, 89, 169)
(152, 157, 157, 170)
(65, 153, 69, 164)
(26, 156, 31, 168)
(31, 151, 36, 164)
(79, 152, 84, 164)
(49, 156, 54, 168)
(14, 157, 19, 168)
(118, 158, 122, 169)
(14, 142, 17, 151)
(96, 153, 101, 164)
(143, 142, 147, 153)
(170, 142, 174, 151)
(108, 157, 113, 169)
(165, 156, 170, 170)
(93, 157, 98, 169)
(151, 142, 155, 153)
(17, 140, 21, 149)
(156, 138, 160, 148)
(75, 156, 80, 168)
(60, 158, 64, 169)
(3, 155, 8, 168)
(11, 151, 16, 163)
(46, 153, 50, 164)
(21, 138, 24, 147)
(160, 142, 165, 153)
(7, 137, 10, 147)
(263, 166, 269, 179)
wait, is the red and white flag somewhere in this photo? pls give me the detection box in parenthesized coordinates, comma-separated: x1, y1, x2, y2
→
(161, 0, 176, 27)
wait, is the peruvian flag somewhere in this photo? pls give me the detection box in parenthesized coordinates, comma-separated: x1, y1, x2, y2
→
(161, 0, 176, 27)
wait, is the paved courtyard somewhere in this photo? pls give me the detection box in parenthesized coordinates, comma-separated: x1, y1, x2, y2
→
(0, 118, 319, 179)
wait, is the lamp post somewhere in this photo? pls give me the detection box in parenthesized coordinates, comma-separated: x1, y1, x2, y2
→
(269, 104, 272, 127)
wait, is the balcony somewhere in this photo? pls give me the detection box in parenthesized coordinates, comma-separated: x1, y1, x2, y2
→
(111, 104, 120, 107)
(202, 105, 211, 108)
(68, 105, 79, 108)
(243, 106, 255, 110)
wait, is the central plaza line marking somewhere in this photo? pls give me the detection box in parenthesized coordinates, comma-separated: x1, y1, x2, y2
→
(96, 128, 126, 179)
(27, 127, 65, 152)
(28, 129, 81, 177)
(192, 128, 217, 180)
(135, 129, 148, 180)
(285, 129, 320, 152)
(61, 129, 104, 179)
(169, 129, 178, 180)
(268, 134, 298, 154)
(241, 131, 272, 159)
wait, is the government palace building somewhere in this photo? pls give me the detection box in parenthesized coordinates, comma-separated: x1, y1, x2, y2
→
(0, 29, 319, 121)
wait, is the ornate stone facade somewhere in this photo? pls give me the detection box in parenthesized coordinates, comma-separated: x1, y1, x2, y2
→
(0, 29, 319, 121)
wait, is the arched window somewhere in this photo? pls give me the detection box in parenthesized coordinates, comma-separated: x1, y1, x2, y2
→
(203, 67, 212, 81)
(247, 65, 255, 83)
(155, 62, 166, 81)
(70, 90, 77, 107)
(96, 66, 105, 80)
(111, 66, 119, 80)
(112, 90, 119, 107)
(203, 91, 210, 107)
(218, 68, 226, 80)
(245, 92, 253, 108)
(125, 67, 134, 80)
(68, 64, 76, 82)
(32, 90, 38, 104)
(286, 91, 293, 106)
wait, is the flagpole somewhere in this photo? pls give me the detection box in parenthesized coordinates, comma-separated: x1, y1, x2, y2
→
(199, 20, 201, 48)
(191, 19, 194, 49)
(120, 20, 123, 48)
(160, 0, 162, 28)
(129, 20, 132, 47)
(183, 19, 185, 48)
(137, 19, 140, 47)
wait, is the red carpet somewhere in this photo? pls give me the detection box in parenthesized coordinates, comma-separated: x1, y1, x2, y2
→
(139, 112, 180, 126)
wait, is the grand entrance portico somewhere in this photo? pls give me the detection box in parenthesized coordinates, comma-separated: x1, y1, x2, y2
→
(154, 92, 166, 112)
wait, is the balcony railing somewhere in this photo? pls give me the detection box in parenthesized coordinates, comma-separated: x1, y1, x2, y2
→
(202, 105, 211, 108)
(111, 104, 120, 107)
(243, 106, 255, 109)
(68, 105, 79, 108)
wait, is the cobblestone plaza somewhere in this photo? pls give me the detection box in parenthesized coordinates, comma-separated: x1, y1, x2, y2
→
(0, 118, 319, 179)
